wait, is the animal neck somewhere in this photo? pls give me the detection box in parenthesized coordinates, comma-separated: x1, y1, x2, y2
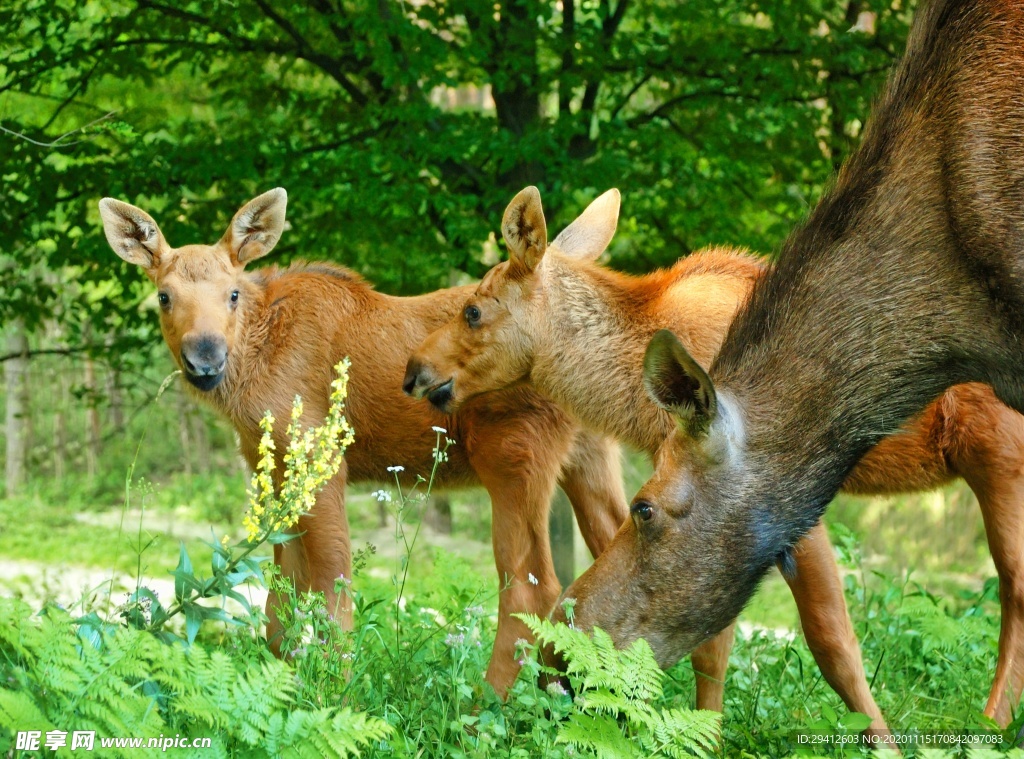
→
(529, 257, 677, 454)
(710, 0, 1024, 553)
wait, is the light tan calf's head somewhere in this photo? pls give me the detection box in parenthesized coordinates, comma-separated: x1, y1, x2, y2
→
(99, 189, 287, 391)
(403, 186, 620, 411)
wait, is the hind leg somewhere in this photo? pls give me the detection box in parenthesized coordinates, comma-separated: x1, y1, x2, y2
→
(979, 489, 1024, 725)
(558, 430, 628, 558)
(949, 387, 1024, 725)
(977, 488, 1024, 725)
(786, 522, 891, 741)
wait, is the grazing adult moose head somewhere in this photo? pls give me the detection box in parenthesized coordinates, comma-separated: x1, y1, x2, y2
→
(403, 186, 621, 412)
(99, 188, 287, 391)
(554, 0, 1024, 663)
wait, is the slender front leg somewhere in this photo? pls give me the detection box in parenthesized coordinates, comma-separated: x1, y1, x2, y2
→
(479, 471, 562, 698)
(786, 522, 891, 742)
(558, 430, 629, 558)
(267, 470, 352, 651)
(691, 622, 737, 711)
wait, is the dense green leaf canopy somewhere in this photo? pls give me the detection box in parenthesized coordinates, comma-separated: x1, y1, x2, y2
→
(1, 0, 911, 350)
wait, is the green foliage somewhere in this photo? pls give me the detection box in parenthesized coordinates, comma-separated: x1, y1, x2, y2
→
(0, 598, 390, 758)
(0, 406, 727, 758)
(0, 0, 913, 350)
(518, 612, 721, 757)
(1, 468, 1020, 758)
(0, 364, 389, 757)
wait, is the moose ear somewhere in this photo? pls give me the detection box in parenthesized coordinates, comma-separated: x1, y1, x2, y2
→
(98, 198, 168, 270)
(223, 187, 288, 265)
(501, 186, 548, 272)
(551, 189, 620, 261)
(643, 329, 718, 435)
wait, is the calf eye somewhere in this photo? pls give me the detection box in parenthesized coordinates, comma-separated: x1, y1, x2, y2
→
(464, 304, 482, 327)
(158, 292, 170, 307)
(630, 500, 654, 522)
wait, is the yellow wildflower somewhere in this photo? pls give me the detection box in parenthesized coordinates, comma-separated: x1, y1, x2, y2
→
(242, 359, 354, 544)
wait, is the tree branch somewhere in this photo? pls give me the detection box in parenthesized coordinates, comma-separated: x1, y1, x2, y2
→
(0, 346, 92, 363)
(0, 110, 117, 149)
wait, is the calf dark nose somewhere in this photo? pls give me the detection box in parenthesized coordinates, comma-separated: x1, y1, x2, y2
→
(403, 358, 424, 397)
(180, 335, 228, 390)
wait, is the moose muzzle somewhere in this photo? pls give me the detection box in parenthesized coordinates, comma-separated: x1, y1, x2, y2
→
(180, 334, 228, 391)
(402, 358, 455, 412)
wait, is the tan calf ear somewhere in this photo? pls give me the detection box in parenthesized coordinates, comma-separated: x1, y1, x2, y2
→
(551, 188, 620, 261)
(223, 187, 288, 265)
(98, 198, 168, 270)
(501, 186, 548, 272)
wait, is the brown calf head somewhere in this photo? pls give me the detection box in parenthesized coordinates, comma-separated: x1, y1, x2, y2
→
(404, 186, 619, 411)
(99, 189, 287, 391)
(554, 330, 762, 665)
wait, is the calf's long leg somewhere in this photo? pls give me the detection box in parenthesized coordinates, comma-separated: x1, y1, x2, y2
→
(785, 522, 891, 739)
(558, 430, 629, 557)
(690, 625, 737, 712)
(469, 414, 573, 698)
(943, 385, 1024, 725)
(268, 470, 352, 651)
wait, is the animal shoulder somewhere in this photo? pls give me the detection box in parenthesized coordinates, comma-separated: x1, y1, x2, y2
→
(254, 260, 369, 288)
(668, 247, 766, 282)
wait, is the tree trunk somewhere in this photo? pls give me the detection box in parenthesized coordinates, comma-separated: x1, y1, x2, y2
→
(177, 388, 194, 479)
(491, 0, 545, 191)
(4, 321, 30, 497)
(53, 364, 69, 481)
(83, 356, 101, 480)
(549, 488, 575, 588)
(425, 494, 453, 534)
(107, 359, 124, 432)
(189, 407, 210, 474)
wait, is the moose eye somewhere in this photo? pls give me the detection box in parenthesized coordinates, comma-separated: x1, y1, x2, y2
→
(230, 290, 240, 304)
(630, 500, 654, 522)
(157, 292, 170, 307)
(464, 304, 482, 327)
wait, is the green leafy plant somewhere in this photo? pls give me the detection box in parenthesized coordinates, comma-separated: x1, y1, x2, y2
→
(0, 360, 391, 757)
(517, 610, 721, 758)
(113, 360, 354, 646)
(0, 597, 390, 758)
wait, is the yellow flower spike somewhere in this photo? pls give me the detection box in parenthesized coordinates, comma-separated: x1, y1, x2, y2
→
(241, 360, 354, 546)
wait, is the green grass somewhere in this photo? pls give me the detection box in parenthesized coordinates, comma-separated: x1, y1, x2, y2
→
(0, 424, 1015, 757)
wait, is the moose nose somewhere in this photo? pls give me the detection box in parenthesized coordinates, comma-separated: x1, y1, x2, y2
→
(180, 335, 227, 390)
(403, 358, 427, 397)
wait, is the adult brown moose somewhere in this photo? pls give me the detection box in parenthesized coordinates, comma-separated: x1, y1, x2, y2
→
(562, 0, 1024, 724)
(97, 188, 629, 697)
(405, 184, 1024, 726)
